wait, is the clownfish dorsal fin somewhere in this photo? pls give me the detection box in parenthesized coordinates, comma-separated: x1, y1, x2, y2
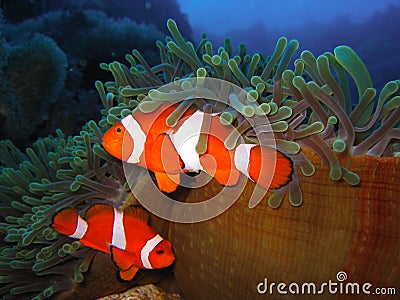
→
(123, 205, 149, 223)
(110, 245, 138, 271)
(84, 203, 113, 220)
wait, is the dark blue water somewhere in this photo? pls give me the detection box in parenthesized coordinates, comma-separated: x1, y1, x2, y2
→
(0, 0, 399, 146)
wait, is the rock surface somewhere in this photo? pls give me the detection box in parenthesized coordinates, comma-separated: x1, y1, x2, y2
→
(97, 284, 182, 300)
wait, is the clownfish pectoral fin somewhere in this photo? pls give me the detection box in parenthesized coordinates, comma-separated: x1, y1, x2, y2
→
(117, 265, 140, 282)
(51, 207, 80, 236)
(154, 172, 180, 193)
(214, 169, 240, 187)
(151, 134, 183, 173)
(110, 245, 138, 271)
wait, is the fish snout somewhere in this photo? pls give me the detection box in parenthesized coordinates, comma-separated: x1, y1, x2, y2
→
(165, 252, 175, 266)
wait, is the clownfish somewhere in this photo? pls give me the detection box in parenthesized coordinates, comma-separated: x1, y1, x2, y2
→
(50, 204, 174, 281)
(102, 104, 293, 193)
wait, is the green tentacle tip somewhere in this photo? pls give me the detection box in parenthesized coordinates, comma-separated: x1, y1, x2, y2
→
(62, 244, 71, 253)
(272, 106, 292, 121)
(242, 106, 255, 117)
(70, 181, 81, 192)
(330, 166, 342, 181)
(259, 103, 271, 114)
(271, 121, 288, 132)
(334, 45, 372, 97)
(342, 168, 360, 186)
(166, 101, 193, 127)
(328, 116, 338, 125)
(276, 140, 300, 154)
(227, 59, 249, 86)
(224, 131, 242, 150)
(125, 53, 136, 66)
(43, 286, 55, 298)
(295, 121, 324, 139)
(380, 80, 398, 99)
(211, 55, 222, 65)
(268, 192, 284, 209)
(167, 18, 179, 32)
(95, 80, 106, 99)
(382, 96, 400, 116)
(268, 102, 278, 115)
(224, 137, 238, 151)
(58, 248, 66, 257)
(108, 106, 124, 116)
(138, 100, 164, 113)
(247, 90, 258, 102)
(300, 157, 315, 176)
(181, 80, 193, 90)
(289, 184, 303, 207)
(250, 76, 264, 87)
(74, 270, 84, 283)
(255, 82, 265, 94)
(220, 112, 234, 125)
(99, 62, 110, 70)
(204, 41, 213, 55)
(332, 138, 346, 153)
(147, 89, 163, 100)
(156, 40, 164, 48)
(195, 141, 207, 155)
(106, 114, 119, 125)
(196, 67, 207, 78)
(71, 241, 81, 250)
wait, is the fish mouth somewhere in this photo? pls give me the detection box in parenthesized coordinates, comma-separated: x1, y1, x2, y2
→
(166, 255, 175, 266)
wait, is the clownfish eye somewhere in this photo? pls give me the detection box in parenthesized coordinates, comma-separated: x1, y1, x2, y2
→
(116, 127, 122, 133)
(156, 249, 164, 255)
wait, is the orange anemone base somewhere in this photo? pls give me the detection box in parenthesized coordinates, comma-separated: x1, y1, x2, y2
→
(169, 148, 400, 300)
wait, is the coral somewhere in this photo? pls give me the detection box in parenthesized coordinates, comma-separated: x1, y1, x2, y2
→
(0, 33, 67, 144)
(3, 10, 166, 143)
(0, 9, 7, 71)
(96, 19, 400, 208)
(1, 0, 192, 38)
(97, 283, 181, 300)
(4, 9, 165, 69)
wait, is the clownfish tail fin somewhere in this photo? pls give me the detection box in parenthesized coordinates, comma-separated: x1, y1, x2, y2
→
(51, 207, 81, 236)
(270, 150, 293, 189)
(234, 144, 293, 190)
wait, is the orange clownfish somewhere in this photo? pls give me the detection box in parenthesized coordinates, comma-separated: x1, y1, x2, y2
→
(102, 104, 293, 193)
(50, 204, 174, 281)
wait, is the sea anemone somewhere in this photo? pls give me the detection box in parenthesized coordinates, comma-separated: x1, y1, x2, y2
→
(0, 123, 138, 299)
(94, 20, 400, 299)
(97, 19, 400, 208)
